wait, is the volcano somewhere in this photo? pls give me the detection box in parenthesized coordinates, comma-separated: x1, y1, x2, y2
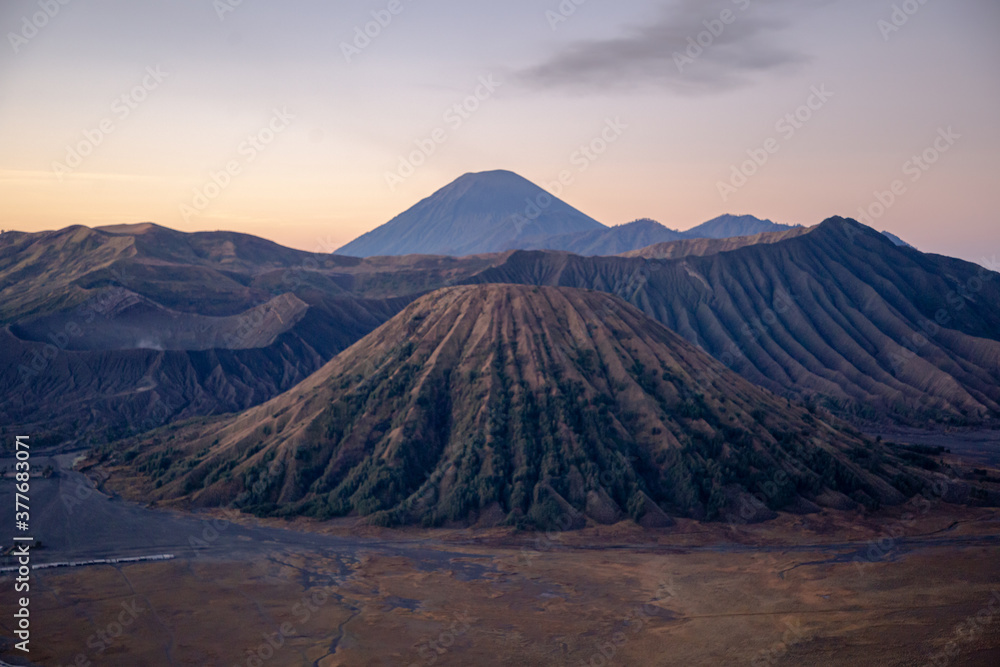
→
(335, 170, 605, 257)
(115, 284, 943, 528)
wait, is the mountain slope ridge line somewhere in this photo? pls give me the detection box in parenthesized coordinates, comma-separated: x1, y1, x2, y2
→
(102, 284, 971, 530)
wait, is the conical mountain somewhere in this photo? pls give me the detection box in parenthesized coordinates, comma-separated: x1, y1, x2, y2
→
(335, 170, 605, 257)
(683, 214, 795, 239)
(117, 285, 945, 528)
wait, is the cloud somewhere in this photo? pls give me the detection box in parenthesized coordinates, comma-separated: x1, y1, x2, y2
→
(519, 0, 829, 95)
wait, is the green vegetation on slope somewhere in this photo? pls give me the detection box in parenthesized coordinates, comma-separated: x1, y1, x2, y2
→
(109, 285, 959, 529)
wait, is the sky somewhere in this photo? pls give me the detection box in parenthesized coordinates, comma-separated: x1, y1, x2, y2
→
(1, 0, 998, 264)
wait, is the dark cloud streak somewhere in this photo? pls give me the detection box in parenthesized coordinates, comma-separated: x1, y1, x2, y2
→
(519, 0, 830, 95)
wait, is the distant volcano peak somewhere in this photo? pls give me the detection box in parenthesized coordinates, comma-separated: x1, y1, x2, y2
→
(335, 171, 604, 257)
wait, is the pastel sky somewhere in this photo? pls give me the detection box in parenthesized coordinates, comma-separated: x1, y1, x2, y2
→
(1, 0, 998, 264)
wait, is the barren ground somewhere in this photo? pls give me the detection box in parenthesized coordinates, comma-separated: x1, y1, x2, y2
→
(0, 433, 997, 666)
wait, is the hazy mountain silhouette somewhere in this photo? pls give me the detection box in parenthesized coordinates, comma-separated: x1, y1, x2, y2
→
(622, 226, 811, 259)
(335, 170, 605, 257)
(335, 171, 807, 257)
(683, 214, 796, 239)
(513, 214, 795, 256)
(515, 218, 686, 255)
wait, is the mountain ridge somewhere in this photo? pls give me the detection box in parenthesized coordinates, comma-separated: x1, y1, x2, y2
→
(683, 214, 796, 239)
(335, 170, 605, 257)
(462, 217, 1000, 424)
(334, 170, 802, 258)
(4, 215, 998, 441)
(108, 284, 948, 528)
(515, 218, 687, 255)
(622, 226, 812, 259)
